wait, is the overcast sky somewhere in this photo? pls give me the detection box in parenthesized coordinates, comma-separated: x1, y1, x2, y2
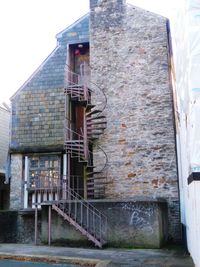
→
(0, 0, 181, 105)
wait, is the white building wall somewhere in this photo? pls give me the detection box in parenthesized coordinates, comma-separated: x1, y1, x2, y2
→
(173, 0, 200, 266)
(0, 106, 10, 175)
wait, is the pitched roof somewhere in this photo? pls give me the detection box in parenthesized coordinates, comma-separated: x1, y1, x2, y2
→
(11, 13, 89, 101)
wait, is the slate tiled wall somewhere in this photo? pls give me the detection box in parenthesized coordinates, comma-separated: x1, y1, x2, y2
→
(10, 15, 89, 153)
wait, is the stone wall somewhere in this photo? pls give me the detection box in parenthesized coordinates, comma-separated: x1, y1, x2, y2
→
(90, 0, 180, 241)
(0, 211, 18, 242)
(10, 154, 23, 210)
(0, 210, 41, 244)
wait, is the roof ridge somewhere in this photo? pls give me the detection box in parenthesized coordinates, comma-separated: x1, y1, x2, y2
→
(56, 13, 89, 40)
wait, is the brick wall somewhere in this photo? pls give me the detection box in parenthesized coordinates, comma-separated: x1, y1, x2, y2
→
(90, 0, 180, 241)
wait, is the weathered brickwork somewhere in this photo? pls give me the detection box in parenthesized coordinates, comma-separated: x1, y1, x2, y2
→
(10, 154, 23, 210)
(90, 0, 180, 241)
(10, 15, 89, 152)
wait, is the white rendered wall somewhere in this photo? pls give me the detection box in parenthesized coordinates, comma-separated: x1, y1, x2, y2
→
(173, 0, 200, 265)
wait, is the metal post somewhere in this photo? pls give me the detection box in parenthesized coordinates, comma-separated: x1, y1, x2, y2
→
(83, 167, 87, 200)
(83, 111, 87, 160)
(81, 203, 83, 226)
(34, 206, 38, 245)
(48, 205, 52, 246)
(83, 107, 88, 200)
(63, 154, 67, 200)
(24, 156, 29, 209)
(87, 206, 89, 230)
(67, 154, 71, 199)
(83, 62, 87, 101)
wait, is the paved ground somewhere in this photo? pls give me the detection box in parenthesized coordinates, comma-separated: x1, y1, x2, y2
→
(0, 244, 194, 267)
(0, 259, 77, 267)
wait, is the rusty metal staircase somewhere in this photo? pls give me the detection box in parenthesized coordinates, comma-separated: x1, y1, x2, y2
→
(64, 62, 108, 198)
(33, 63, 108, 248)
(32, 181, 107, 248)
(51, 183, 107, 248)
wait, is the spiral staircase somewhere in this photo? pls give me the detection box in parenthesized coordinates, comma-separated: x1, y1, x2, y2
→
(52, 62, 108, 247)
(64, 62, 108, 199)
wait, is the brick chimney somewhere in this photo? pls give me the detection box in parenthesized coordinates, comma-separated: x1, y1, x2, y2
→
(90, 0, 126, 30)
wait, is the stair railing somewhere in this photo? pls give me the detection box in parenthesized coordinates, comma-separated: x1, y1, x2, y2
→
(85, 63, 107, 117)
(56, 181, 107, 245)
(64, 62, 108, 198)
(64, 118, 84, 141)
(64, 64, 90, 102)
(64, 124, 87, 161)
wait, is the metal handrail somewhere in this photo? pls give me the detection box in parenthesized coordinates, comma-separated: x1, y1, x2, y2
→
(64, 63, 106, 114)
(84, 62, 107, 117)
(64, 64, 91, 102)
(65, 126, 108, 174)
(58, 187, 107, 244)
(65, 126, 84, 141)
(64, 61, 108, 198)
(32, 180, 107, 243)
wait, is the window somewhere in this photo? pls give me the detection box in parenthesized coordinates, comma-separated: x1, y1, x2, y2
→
(28, 155, 61, 189)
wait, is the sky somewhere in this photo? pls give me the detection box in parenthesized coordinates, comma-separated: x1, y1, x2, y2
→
(0, 0, 181, 105)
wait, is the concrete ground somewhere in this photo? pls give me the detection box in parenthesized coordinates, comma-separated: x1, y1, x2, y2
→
(0, 244, 194, 267)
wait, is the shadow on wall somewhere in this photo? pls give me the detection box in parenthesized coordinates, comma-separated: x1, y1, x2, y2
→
(0, 175, 10, 210)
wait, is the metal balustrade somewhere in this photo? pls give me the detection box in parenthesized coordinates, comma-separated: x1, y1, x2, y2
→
(32, 60, 109, 247)
(32, 180, 107, 248)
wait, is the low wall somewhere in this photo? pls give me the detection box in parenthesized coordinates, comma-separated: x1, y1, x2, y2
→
(41, 200, 168, 248)
(0, 210, 41, 244)
(0, 200, 168, 248)
(0, 211, 18, 243)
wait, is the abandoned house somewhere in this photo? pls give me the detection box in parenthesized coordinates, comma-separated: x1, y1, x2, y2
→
(4, 0, 180, 248)
(0, 104, 10, 210)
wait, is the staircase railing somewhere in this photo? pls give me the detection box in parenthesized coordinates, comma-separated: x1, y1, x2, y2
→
(64, 124, 87, 161)
(32, 181, 107, 247)
(64, 63, 91, 102)
(64, 62, 108, 198)
(64, 126, 108, 174)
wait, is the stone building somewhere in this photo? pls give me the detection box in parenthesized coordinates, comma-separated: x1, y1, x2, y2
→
(7, 0, 180, 248)
(0, 104, 10, 210)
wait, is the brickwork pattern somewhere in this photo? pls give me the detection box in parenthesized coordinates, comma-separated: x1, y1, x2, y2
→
(90, 0, 180, 241)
